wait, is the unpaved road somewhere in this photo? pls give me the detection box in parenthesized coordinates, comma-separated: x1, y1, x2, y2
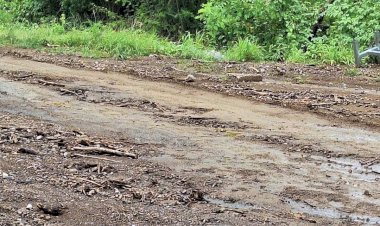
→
(1, 49, 380, 225)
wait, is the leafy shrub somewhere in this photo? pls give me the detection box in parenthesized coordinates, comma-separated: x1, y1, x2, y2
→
(304, 39, 353, 65)
(198, 0, 323, 48)
(198, 0, 380, 63)
(136, 0, 206, 38)
(325, 0, 380, 44)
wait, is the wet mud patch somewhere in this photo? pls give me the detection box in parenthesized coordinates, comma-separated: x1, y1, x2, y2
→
(238, 134, 339, 158)
(178, 106, 213, 114)
(205, 196, 261, 212)
(57, 85, 174, 114)
(284, 198, 380, 224)
(93, 97, 170, 113)
(319, 157, 380, 182)
(161, 115, 248, 130)
(238, 134, 296, 145)
(282, 187, 347, 206)
(0, 69, 75, 85)
(281, 186, 380, 224)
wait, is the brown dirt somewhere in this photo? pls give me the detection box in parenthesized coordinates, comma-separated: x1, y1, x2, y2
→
(0, 48, 380, 225)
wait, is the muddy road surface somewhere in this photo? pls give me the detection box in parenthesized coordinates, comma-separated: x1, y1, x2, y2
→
(0, 49, 380, 225)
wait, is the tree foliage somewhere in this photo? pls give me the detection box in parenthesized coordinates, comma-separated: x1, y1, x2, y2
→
(8, 0, 205, 37)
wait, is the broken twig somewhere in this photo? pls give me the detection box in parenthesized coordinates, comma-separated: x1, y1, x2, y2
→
(72, 153, 122, 163)
(38, 79, 65, 87)
(77, 177, 104, 187)
(73, 146, 137, 159)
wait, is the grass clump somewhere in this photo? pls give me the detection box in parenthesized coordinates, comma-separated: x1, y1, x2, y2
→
(225, 38, 264, 62)
(344, 68, 361, 77)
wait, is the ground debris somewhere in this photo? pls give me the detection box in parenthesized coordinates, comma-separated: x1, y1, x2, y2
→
(72, 146, 137, 159)
(228, 73, 263, 82)
(37, 203, 65, 216)
(18, 147, 40, 155)
(37, 79, 65, 87)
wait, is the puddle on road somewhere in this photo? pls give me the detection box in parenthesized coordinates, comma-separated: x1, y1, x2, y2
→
(204, 196, 261, 210)
(285, 198, 380, 225)
(319, 157, 380, 182)
(349, 190, 380, 206)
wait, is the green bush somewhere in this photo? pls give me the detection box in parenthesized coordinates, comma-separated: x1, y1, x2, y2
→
(198, 0, 380, 63)
(198, 0, 323, 48)
(325, 0, 380, 44)
(8, 0, 205, 38)
(136, 0, 206, 38)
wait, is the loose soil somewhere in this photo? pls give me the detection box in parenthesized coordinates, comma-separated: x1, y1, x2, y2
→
(0, 48, 379, 225)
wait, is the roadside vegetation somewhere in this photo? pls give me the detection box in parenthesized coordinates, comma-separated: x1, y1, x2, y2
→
(1, 0, 380, 64)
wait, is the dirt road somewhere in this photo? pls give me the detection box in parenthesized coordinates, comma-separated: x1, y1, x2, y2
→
(1, 49, 380, 225)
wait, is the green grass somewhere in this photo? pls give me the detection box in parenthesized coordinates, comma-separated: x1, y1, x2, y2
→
(224, 38, 264, 62)
(344, 68, 361, 77)
(0, 22, 214, 60)
(287, 41, 354, 65)
(0, 16, 357, 65)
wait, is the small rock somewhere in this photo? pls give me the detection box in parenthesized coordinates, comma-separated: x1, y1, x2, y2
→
(26, 204, 33, 210)
(68, 168, 78, 173)
(37, 203, 64, 216)
(364, 190, 371, 196)
(185, 74, 196, 82)
(275, 67, 286, 76)
(149, 54, 162, 60)
(238, 75, 263, 82)
(229, 73, 263, 82)
(2, 172, 13, 179)
(88, 190, 96, 196)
